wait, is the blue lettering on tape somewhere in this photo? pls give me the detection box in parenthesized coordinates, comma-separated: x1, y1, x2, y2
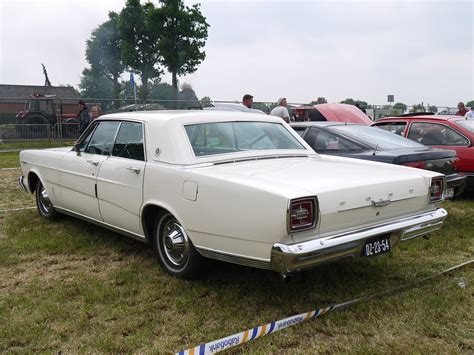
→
(277, 316, 304, 329)
(208, 336, 240, 352)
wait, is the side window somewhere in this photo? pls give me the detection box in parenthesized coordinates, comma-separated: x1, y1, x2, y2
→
(76, 122, 98, 152)
(309, 128, 364, 152)
(409, 122, 468, 146)
(112, 122, 145, 161)
(84, 121, 120, 155)
(375, 122, 406, 136)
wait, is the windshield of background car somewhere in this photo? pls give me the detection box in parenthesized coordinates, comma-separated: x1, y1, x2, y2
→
(185, 121, 305, 157)
(333, 125, 426, 149)
(456, 120, 474, 134)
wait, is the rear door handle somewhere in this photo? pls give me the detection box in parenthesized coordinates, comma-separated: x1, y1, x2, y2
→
(87, 160, 99, 166)
(126, 167, 141, 174)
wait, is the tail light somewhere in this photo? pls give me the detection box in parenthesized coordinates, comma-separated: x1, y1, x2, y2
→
(429, 177, 445, 202)
(287, 197, 318, 233)
(402, 161, 426, 169)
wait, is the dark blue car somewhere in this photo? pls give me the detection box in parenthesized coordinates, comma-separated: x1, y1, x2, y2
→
(291, 122, 466, 198)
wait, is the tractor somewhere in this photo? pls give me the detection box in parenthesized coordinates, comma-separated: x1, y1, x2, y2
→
(16, 93, 78, 138)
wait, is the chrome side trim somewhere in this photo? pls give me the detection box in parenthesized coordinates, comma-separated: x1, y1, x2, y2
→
(55, 207, 147, 242)
(271, 208, 447, 274)
(196, 247, 272, 270)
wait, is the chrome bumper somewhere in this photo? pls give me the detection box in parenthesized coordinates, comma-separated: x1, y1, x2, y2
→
(19, 175, 29, 193)
(271, 208, 447, 274)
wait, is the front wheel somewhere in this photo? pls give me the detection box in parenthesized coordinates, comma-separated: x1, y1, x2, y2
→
(35, 180, 59, 220)
(153, 213, 203, 279)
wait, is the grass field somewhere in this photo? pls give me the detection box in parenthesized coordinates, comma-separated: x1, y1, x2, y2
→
(0, 152, 472, 353)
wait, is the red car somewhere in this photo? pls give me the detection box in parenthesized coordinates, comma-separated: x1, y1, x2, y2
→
(373, 114, 474, 189)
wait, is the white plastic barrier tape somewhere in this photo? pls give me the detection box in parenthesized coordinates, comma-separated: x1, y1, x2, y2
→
(0, 167, 21, 171)
(177, 259, 473, 355)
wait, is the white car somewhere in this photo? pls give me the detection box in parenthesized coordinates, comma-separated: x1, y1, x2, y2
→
(19, 111, 448, 279)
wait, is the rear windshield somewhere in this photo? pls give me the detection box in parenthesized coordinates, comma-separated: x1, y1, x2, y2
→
(332, 125, 426, 149)
(455, 119, 474, 133)
(185, 121, 305, 157)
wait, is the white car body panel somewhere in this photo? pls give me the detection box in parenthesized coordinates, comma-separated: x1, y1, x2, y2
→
(19, 111, 447, 274)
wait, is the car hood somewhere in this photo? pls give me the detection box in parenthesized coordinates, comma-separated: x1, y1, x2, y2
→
(315, 103, 373, 125)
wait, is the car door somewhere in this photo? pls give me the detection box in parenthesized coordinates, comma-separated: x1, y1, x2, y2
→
(59, 121, 120, 220)
(96, 121, 146, 236)
(407, 122, 473, 172)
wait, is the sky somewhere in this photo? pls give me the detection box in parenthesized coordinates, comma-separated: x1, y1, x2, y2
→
(0, 0, 472, 106)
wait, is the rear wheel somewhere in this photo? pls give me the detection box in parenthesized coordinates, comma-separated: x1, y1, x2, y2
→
(153, 213, 203, 279)
(35, 180, 59, 220)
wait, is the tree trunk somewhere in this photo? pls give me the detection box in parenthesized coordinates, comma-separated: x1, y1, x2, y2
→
(172, 71, 178, 109)
(141, 73, 149, 102)
(113, 75, 121, 109)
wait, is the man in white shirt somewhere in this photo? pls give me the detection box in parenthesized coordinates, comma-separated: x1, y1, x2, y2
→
(270, 97, 291, 123)
(465, 106, 474, 119)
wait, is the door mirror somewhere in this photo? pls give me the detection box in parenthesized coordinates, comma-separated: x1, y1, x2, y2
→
(73, 143, 81, 155)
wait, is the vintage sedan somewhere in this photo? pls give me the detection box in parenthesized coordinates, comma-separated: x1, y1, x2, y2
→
(19, 111, 448, 279)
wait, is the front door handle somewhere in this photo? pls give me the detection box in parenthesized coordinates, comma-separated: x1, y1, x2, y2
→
(87, 160, 99, 166)
(126, 167, 141, 175)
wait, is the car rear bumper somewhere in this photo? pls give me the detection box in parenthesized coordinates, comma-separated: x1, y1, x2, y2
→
(270, 208, 447, 274)
(446, 173, 466, 197)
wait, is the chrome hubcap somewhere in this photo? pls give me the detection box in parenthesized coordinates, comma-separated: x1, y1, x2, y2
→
(161, 219, 190, 267)
(39, 185, 52, 212)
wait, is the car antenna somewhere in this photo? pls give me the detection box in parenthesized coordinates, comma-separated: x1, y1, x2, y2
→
(372, 144, 379, 156)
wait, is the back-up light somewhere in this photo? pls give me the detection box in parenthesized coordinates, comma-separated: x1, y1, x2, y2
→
(288, 197, 318, 233)
(430, 177, 445, 202)
(402, 161, 426, 169)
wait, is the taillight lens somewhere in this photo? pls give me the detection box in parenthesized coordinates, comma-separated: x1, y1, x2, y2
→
(288, 197, 318, 233)
(430, 177, 445, 202)
(402, 161, 426, 169)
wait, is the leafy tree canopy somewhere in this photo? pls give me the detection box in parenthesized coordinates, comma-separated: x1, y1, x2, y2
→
(119, 0, 163, 100)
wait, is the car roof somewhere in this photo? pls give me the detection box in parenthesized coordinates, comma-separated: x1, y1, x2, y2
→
(377, 115, 462, 122)
(96, 110, 276, 123)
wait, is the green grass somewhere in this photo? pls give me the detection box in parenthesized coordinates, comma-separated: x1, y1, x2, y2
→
(0, 174, 473, 353)
(0, 140, 75, 152)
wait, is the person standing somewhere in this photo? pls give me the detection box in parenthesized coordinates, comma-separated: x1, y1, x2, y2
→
(465, 106, 474, 119)
(242, 94, 254, 109)
(90, 106, 101, 120)
(270, 97, 291, 123)
(455, 102, 469, 116)
(77, 100, 90, 134)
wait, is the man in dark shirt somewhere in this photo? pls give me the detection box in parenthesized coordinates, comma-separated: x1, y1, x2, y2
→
(77, 100, 90, 134)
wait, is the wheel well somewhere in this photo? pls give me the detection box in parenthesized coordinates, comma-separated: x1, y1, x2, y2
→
(142, 204, 170, 243)
(27, 172, 39, 193)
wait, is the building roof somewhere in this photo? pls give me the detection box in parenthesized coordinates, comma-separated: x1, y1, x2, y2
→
(0, 84, 79, 99)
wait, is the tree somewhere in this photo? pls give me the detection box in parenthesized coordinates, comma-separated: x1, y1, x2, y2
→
(466, 100, 474, 108)
(119, 0, 163, 100)
(154, 0, 209, 104)
(199, 96, 213, 108)
(148, 81, 176, 108)
(340, 98, 368, 109)
(393, 102, 407, 112)
(179, 82, 199, 109)
(429, 105, 438, 113)
(410, 103, 426, 113)
(79, 67, 114, 99)
(86, 12, 125, 105)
